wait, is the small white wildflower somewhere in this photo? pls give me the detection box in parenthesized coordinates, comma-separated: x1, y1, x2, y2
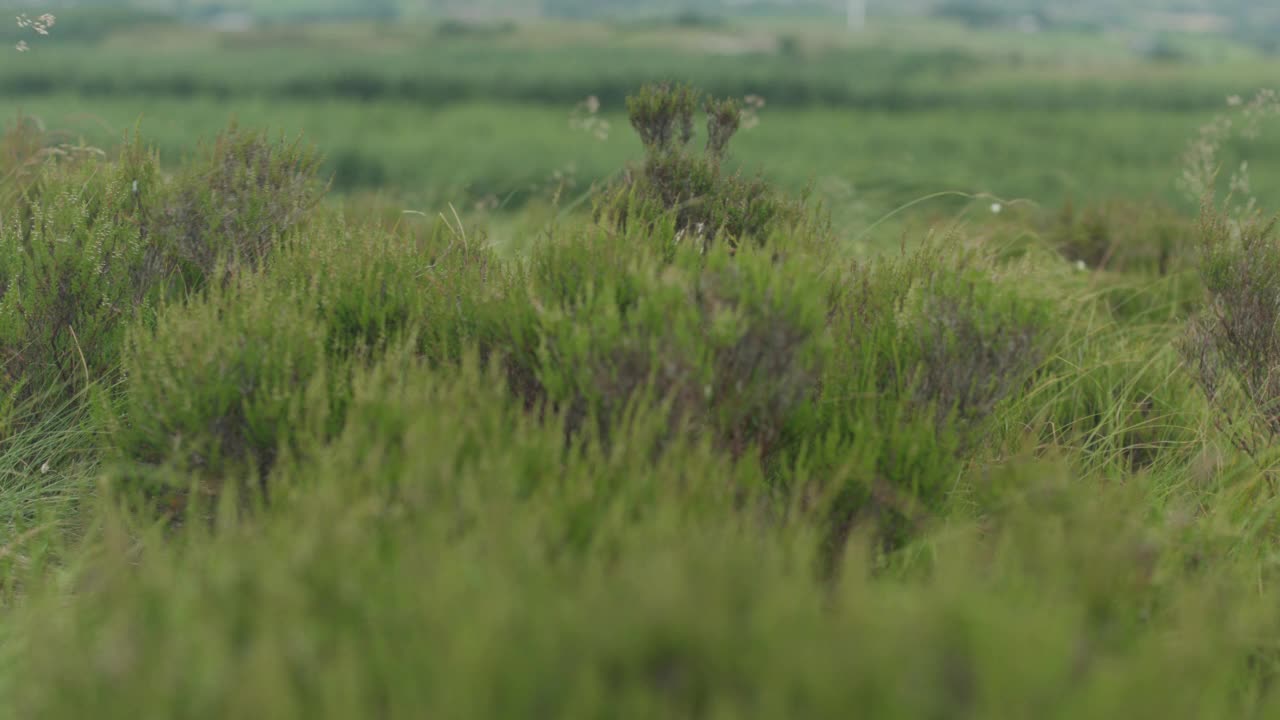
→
(39, 460, 50, 474)
(1228, 95, 1243, 107)
(569, 95, 610, 142)
(1076, 260, 1087, 272)
(14, 40, 27, 52)
(739, 94, 766, 131)
(990, 202, 1003, 214)
(132, 180, 139, 194)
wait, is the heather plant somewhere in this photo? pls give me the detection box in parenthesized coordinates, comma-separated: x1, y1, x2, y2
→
(287, 211, 515, 367)
(1180, 207, 1280, 460)
(104, 203, 520, 513)
(0, 124, 326, 411)
(829, 241, 1052, 437)
(909, 272, 1052, 431)
(1174, 89, 1280, 462)
(597, 82, 797, 249)
(153, 125, 327, 289)
(106, 274, 336, 516)
(810, 241, 1055, 552)
(0, 136, 162, 402)
(527, 238, 829, 463)
(494, 224, 1050, 555)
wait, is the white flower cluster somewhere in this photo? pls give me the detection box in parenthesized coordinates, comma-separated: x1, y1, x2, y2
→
(15, 13, 55, 52)
(569, 95, 611, 142)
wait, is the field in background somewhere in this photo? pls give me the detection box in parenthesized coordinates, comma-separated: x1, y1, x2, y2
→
(2, 14, 1277, 230)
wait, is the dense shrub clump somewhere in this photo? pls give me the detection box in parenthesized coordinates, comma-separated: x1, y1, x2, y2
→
(0, 124, 326, 412)
(0, 136, 162, 400)
(525, 240, 829, 462)
(1181, 206, 1280, 459)
(597, 82, 799, 250)
(152, 126, 327, 285)
(808, 243, 1055, 554)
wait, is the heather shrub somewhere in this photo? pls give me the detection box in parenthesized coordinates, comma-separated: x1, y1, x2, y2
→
(0, 136, 162, 401)
(0, 123, 328, 409)
(502, 227, 1051, 553)
(1180, 205, 1280, 459)
(105, 210, 517, 513)
(271, 213, 508, 360)
(810, 242, 1055, 551)
(824, 241, 1049, 436)
(107, 275, 335, 513)
(273, 351, 741, 549)
(908, 272, 1052, 430)
(596, 82, 798, 249)
(481, 230, 1054, 555)
(527, 239, 829, 463)
(152, 125, 326, 288)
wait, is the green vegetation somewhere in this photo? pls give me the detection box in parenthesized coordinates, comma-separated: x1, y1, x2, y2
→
(4, 9, 1280, 718)
(0, 17, 1277, 224)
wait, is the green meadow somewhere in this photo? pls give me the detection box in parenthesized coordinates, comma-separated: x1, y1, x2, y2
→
(2, 9, 1280, 718)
